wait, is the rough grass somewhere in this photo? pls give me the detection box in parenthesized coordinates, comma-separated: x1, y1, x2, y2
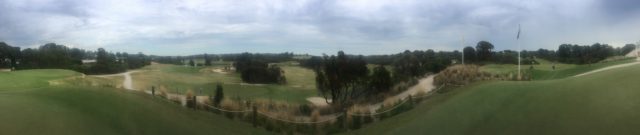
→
(0, 69, 270, 135)
(344, 63, 640, 135)
(51, 76, 124, 88)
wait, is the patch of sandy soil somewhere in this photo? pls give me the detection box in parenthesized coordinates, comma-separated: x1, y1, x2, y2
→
(306, 97, 331, 107)
(91, 71, 140, 90)
(212, 68, 228, 74)
(625, 49, 639, 57)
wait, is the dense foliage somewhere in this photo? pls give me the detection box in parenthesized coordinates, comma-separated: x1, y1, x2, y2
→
(0, 42, 21, 69)
(369, 65, 392, 94)
(0, 42, 149, 74)
(391, 50, 460, 83)
(557, 43, 615, 64)
(314, 51, 395, 108)
(204, 53, 212, 66)
(476, 41, 494, 61)
(234, 53, 286, 84)
(213, 83, 224, 107)
(314, 51, 370, 108)
(153, 56, 186, 65)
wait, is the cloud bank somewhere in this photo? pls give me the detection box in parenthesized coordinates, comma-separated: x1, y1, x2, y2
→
(1, 0, 639, 55)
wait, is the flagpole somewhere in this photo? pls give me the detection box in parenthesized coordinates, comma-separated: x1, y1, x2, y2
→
(517, 24, 521, 80)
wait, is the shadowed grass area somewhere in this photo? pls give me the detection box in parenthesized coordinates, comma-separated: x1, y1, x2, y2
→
(0, 69, 270, 135)
(345, 63, 640, 135)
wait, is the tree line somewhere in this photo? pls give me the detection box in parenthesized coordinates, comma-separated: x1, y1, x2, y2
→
(153, 52, 294, 66)
(0, 42, 20, 69)
(460, 40, 537, 65)
(556, 43, 634, 64)
(0, 42, 150, 74)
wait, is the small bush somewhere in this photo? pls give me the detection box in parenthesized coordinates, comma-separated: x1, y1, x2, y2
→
(434, 65, 492, 91)
(220, 99, 245, 119)
(299, 104, 313, 116)
(185, 89, 197, 109)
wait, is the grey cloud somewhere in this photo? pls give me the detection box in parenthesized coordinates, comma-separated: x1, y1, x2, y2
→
(0, 0, 638, 55)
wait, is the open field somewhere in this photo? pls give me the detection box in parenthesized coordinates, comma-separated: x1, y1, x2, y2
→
(481, 57, 636, 80)
(129, 62, 317, 104)
(0, 70, 270, 135)
(0, 69, 82, 90)
(345, 62, 640, 135)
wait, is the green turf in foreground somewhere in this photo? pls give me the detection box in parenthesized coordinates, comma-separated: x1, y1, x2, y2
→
(0, 69, 81, 90)
(345, 63, 640, 135)
(0, 70, 270, 135)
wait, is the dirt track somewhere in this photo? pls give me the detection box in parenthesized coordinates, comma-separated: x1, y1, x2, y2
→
(91, 71, 140, 90)
(307, 75, 436, 112)
(573, 60, 640, 77)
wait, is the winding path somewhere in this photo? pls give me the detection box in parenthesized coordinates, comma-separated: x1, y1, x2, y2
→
(91, 71, 140, 90)
(367, 75, 435, 112)
(307, 75, 437, 112)
(573, 59, 640, 77)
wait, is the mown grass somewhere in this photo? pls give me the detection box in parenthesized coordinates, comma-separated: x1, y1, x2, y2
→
(345, 63, 640, 135)
(0, 69, 270, 135)
(481, 57, 636, 80)
(0, 69, 81, 90)
(130, 62, 317, 104)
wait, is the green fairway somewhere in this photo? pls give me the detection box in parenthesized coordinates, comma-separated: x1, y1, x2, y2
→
(345, 62, 640, 135)
(481, 58, 636, 80)
(0, 70, 270, 135)
(0, 69, 81, 90)
(130, 62, 317, 104)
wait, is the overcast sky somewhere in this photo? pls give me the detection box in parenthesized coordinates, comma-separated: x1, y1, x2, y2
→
(1, 0, 639, 55)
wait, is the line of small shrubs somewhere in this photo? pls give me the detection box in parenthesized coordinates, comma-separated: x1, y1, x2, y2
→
(151, 84, 433, 134)
(434, 64, 493, 92)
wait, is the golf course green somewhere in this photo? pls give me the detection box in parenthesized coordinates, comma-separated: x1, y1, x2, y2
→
(344, 61, 640, 135)
(0, 69, 270, 135)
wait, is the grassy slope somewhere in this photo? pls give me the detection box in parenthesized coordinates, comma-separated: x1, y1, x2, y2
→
(0, 70, 270, 135)
(481, 58, 635, 80)
(346, 63, 640, 135)
(0, 69, 82, 90)
(131, 62, 316, 104)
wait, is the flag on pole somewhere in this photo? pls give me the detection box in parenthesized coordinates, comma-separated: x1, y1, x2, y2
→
(517, 24, 521, 40)
(516, 24, 521, 80)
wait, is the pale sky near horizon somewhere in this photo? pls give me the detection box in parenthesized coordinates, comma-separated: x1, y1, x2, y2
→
(1, 0, 639, 56)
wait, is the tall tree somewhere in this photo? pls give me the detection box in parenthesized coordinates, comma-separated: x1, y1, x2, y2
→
(315, 51, 369, 108)
(463, 46, 476, 63)
(204, 53, 212, 66)
(91, 48, 125, 74)
(234, 52, 286, 84)
(369, 65, 392, 95)
(188, 59, 195, 67)
(213, 83, 224, 107)
(476, 41, 494, 61)
(0, 42, 20, 68)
